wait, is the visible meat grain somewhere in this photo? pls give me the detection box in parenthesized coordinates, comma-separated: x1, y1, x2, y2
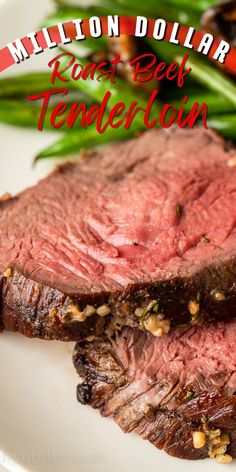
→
(1, 128, 236, 340)
(73, 321, 236, 460)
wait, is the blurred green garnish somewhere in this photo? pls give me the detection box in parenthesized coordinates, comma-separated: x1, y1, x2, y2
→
(0, 0, 235, 160)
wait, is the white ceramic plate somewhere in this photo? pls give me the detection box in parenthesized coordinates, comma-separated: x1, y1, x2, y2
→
(0, 1, 235, 471)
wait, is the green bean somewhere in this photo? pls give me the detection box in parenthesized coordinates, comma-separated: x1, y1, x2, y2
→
(0, 94, 95, 129)
(54, 0, 211, 19)
(160, 82, 205, 100)
(207, 114, 236, 142)
(0, 71, 96, 103)
(0, 72, 55, 98)
(156, 0, 215, 14)
(176, 55, 236, 109)
(43, 8, 90, 27)
(147, 38, 188, 64)
(0, 99, 59, 129)
(35, 124, 142, 160)
(55, 1, 139, 17)
(171, 93, 232, 115)
(111, 0, 201, 22)
(52, 1, 199, 28)
(108, 0, 214, 11)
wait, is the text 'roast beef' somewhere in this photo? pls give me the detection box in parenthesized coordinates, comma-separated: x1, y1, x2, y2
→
(1, 128, 236, 340)
(73, 321, 236, 460)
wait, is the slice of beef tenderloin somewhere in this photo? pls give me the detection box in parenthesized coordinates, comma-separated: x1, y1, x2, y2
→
(1, 127, 236, 340)
(73, 321, 236, 461)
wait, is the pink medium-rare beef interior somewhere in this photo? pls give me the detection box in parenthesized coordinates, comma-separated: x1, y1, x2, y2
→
(1, 127, 236, 341)
(1, 127, 236, 295)
(112, 321, 236, 397)
(73, 320, 236, 460)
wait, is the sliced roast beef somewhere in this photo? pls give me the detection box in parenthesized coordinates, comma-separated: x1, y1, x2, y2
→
(73, 321, 236, 461)
(1, 127, 236, 340)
